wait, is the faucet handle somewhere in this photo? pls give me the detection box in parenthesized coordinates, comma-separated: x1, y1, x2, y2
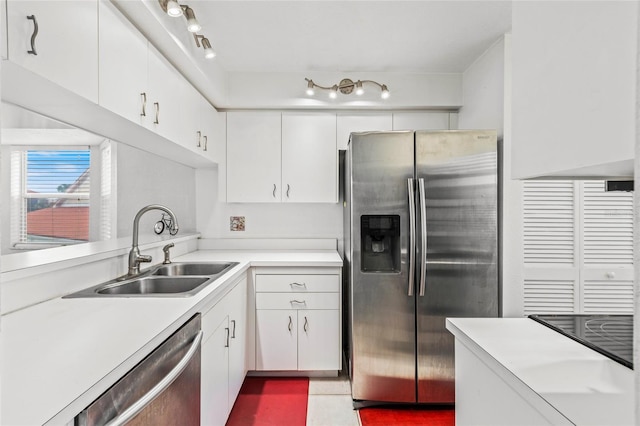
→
(138, 254, 152, 264)
(162, 243, 175, 264)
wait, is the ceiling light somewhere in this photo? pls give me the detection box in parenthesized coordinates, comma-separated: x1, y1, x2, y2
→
(162, 0, 184, 17)
(194, 34, 216, 59)
(306, 79, 315, 96)
(304, 78, 389, 100)
(183, 6, 201, 33)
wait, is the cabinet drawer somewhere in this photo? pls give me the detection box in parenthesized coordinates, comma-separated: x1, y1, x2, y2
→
(256, 274, 339, 293)
(256, 292, 339, 310)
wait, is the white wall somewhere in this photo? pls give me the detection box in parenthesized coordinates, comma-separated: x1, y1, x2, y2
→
(116, 143, 197, 240)
(457, 35, 522, 317)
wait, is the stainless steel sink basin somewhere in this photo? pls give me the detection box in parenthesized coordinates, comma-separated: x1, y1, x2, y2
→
(97, 276, 210, 295)
(64, 261, 239, 298)
(151, 262, 237, 277)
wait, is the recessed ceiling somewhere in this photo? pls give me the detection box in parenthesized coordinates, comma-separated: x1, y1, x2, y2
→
(190, 0, 512, 74)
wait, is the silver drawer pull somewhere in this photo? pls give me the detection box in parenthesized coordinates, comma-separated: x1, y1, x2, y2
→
(290, 299, 307, 306)
(290, 282, 307, 289)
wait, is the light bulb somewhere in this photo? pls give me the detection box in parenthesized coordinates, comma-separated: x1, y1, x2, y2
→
(381, 85, 390, 99)
(201, 38, 216, 59)
(184, 7, 201, 32)
(166, 0, 183, 17)
(306, 80, 315, 96)
(329, 85, 338, 99)
(355, 81, 364, 96)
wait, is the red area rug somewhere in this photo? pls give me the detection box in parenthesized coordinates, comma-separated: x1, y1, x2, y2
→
(359, 406, 455, 426)
(226, 377, 309, 426)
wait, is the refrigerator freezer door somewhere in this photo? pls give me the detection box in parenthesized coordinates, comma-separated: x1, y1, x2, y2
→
(347, 131, 416, 403)
(415, 130, 499, 403)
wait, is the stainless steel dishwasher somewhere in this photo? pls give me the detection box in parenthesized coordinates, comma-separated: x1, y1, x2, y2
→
(75, 314, 202, 426)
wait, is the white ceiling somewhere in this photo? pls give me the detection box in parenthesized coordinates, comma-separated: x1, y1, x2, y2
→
(189, 0, 513, 74)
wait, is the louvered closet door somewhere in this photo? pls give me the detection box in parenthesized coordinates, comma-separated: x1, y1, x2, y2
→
(522, 180, 634, 315)
(523, 181, 579, 315)
(580, 181, 634, 314)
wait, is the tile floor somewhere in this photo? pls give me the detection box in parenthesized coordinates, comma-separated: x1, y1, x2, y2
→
(307, 373, 361, 426)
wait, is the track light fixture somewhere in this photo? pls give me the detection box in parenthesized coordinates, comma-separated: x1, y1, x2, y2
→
(159, 0, 214, 59)
(304, 78, 390, 100)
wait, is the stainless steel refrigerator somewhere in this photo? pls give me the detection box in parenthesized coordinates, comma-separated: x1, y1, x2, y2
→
(344, 130, 499, 405)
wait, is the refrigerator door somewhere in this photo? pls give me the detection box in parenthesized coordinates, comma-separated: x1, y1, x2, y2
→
(415, 130, 499, 403)
(347, 131, 416, 403)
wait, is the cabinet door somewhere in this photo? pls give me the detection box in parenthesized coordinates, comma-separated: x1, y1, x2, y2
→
(201, 316, 230, 426)
(281, 113, 337, 203)
(336, 114, 392, 150)
(392, 112, 451, 131)
(227, 112, 282, 202)
(147, 45, 185, 143)
(98, 0, 147, 125)
(297, 310, 340, 371)
(255, 309, 297, 370)
(7, 0, 98, 102)
(227, 277, 248, 410)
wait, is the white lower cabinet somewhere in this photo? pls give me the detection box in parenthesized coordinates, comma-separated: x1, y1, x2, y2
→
(254, 269, 341, 372)
(201, 274, 248, 426)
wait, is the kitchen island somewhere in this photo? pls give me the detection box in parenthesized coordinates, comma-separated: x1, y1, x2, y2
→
(446, 318, 634, 425)
(0, 248, 342, 425)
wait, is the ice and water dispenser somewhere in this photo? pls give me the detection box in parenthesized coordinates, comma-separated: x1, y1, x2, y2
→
(360, 215, 401, 273)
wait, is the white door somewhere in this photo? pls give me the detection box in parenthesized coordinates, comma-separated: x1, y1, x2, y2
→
(7, 0, 98, 102)
(201, 316, 230, 426)
(227, 278, 248, 410)
(98, 0, 147, 125)
(255, 309, 297, 370)
(297, 309, 340, 371)
(522, 180, 633, 314)
(281, 113, 337, 203)
(227, 112, 282, 202)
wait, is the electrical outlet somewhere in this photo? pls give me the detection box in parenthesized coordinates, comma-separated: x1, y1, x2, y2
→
(230, 216, 245, 231)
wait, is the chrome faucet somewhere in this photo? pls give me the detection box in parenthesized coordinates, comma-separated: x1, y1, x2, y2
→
(128, 204, 179, 276)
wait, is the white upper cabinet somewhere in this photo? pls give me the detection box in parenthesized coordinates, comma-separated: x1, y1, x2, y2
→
(336, 114, 392, 150)
(511, 2, 636, 179)
(98, 0, 147, 125)
(392, 112, 451, 131)
(227, 112, 282, 202)
(7, 0, 98, 102)
(281, 113, 337, 203)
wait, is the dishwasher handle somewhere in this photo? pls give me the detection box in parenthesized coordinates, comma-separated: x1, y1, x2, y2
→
(105, 331, 203, 426)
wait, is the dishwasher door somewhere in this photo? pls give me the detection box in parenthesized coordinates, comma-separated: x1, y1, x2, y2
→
(76, 314, 202, 426)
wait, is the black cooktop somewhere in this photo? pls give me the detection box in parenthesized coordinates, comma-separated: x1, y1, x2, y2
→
(529, 314, 633, 369)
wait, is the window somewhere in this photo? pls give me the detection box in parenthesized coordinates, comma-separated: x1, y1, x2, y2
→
(10, 145, 111, 249)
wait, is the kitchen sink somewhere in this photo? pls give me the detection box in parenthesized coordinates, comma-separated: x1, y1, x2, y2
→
(64, 261, 239, 298)
(151, 262, 236, 277)
(97, 276, 210, 295)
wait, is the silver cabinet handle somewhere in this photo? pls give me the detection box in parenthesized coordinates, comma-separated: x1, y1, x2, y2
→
(196, 131, 201, 148)
(224, 327, 229, 348)
(140, 93, 147, 117)
(273, 184, 277, 198)
(26, 15, 38, 55)
(418, 178, 427, 297)
(303, 316, 309, 332)
(290, 300, 307, 307)
(288, 316, 293, 332)
(286, 184, 290, 198)
(407, 178, 416, 296)
(290, 282, 307, 289)
(203, 135, 208, 151)
(231, 319, 236, 338)
(153, 102, 160, 124)
(105, 331, 203, 426)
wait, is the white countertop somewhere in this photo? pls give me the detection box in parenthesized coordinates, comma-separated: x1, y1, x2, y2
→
(1, 249, 342, 426)
(446, 318, 634, 426)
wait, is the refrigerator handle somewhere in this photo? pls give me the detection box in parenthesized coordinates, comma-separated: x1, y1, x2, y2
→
(418, 178, 427, 297)
(407, 178, 416, 296)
